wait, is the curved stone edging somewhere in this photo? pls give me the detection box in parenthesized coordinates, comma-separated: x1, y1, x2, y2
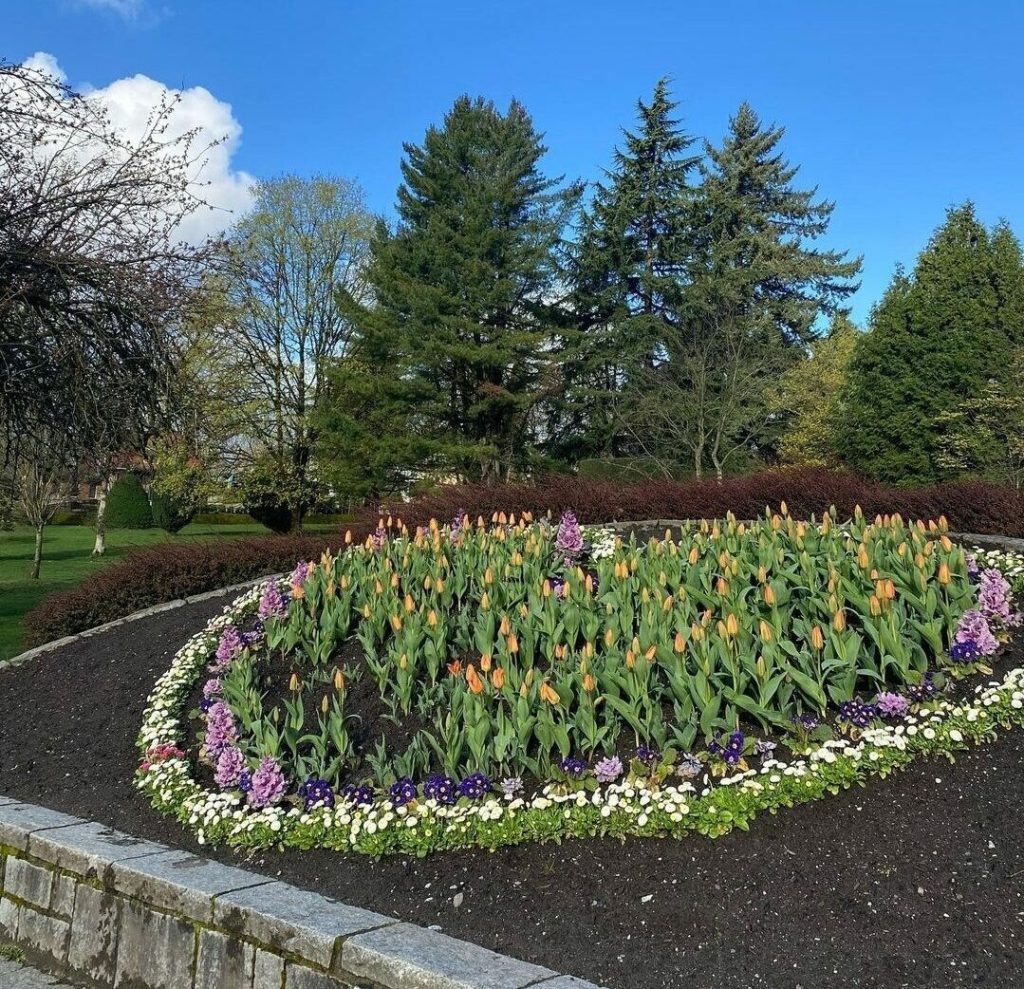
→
(0, 575, 284, 673)
(0, 796, 601, 989)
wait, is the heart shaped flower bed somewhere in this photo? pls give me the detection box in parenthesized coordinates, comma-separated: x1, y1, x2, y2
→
(137, 508, 1024, 856)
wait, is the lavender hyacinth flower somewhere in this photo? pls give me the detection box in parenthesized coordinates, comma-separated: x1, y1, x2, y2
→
(247, 757, 287, 808)
(214, 626, 243, 670)
(594, 755, 623, 783)
(875, 691, 910, 719)
(289, 560, 312, 588)
(978, 569, 1019, 627)
(214, 746, 246, 789)
(555, 511, 584, 558)
(202, 678, 222, 699)
(202, 701, 237, 760)
(955, 609, 999, 656)
(258, 581, 288, 620)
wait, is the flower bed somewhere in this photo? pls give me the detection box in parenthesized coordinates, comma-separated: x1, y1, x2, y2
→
(136, 507, 1024, 856)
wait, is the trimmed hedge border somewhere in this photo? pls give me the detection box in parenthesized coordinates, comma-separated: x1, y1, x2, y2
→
(0, 796, 600, 989)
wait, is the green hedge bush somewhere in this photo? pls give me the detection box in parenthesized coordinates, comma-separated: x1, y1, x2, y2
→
(104, 473, 153, 529)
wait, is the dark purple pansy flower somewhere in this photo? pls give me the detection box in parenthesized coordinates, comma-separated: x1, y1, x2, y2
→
(458, 772, 491, 800)
(299, 777, 335, 810)
(560, 756, 587, 779)
(838, 699, 878, 728)
(423, 774, 458, 805)
(389, 777, 418, 807)
(636, 745, 659, 767)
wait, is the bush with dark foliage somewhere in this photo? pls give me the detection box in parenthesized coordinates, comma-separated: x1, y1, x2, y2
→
(25, 468, 1024, 647)
(150, 491, 194, 534)
(104, 473, 153, 529)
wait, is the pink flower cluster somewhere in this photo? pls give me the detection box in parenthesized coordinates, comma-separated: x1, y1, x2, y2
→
(214, 745, 246, 788)
(955, 609, 999, 656)
(258, 582, 287, 619)
(213, 625, 243, 671)
(248, 756, 287, 808)
(555, 511, 584, 558)
(140, 743, 184, 772)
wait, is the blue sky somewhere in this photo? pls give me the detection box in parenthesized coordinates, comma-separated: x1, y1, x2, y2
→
(8, 0, 1024, 322)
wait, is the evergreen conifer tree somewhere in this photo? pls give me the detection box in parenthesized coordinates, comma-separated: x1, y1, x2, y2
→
(840, 204, 1016, 484)
(350, 96, 579, 483)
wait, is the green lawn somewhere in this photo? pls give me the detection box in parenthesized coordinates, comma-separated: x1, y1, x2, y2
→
(0, 522, 333, 660)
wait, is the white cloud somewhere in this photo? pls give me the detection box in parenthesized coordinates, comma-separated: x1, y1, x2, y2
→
(76, 0, 147, 20)
(23, 52, 255, 243)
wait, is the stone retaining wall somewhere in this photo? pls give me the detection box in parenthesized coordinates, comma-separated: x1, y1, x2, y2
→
(0, 797, 597, 989)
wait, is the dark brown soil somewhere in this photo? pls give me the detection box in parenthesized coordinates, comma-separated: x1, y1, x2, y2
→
(3, 598, 1024, 989)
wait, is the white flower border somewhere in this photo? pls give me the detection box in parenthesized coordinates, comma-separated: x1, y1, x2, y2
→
(135, 552, 1024, 856)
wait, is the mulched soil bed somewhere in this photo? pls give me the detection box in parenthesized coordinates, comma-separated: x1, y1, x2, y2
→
(3, 598, 1024, 989)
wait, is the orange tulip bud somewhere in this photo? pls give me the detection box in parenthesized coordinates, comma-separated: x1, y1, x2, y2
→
(539, 681, 560, 705)
(869, 595, 882, 616)
(764, 584, 776, 607)
(810, 626, 825, 650)
(726, 614, 739, 637)
(507, 633, 519, 654)
(466, 664, 484, 694)
(582, 673, 597, 693)
(480, 653, 492, 672)
(833, 609, 846, 633)
(674, 631, 686, 653)
(759, 619, 773, 642)
(289, 672, 300, 692)
(938, 562, 951, 585)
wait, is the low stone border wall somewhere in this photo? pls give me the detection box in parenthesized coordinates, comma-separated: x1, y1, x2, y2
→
(0, 797, 598, 989)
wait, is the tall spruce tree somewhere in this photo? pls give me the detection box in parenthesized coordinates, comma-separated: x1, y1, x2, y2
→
(630, 102, 860, 478)
(840, 204, 1018, 484)
(556, 80, 700, 458)
(349, 97, 579, 483)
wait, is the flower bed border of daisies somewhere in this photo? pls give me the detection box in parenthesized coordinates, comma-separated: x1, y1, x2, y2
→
(135, 541, 1024, 858)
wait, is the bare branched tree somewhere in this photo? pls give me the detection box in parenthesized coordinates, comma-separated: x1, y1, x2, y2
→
(15, 431, 73, 578)
(0, 59, 217, 538)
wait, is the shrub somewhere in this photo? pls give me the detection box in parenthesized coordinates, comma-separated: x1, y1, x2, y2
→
(192, 512, 261, 526)
(369, 468, 1024, 537)
(24, 529, 371, 646)
(104, 472, 153, 529)
(151, 491, 194, 534)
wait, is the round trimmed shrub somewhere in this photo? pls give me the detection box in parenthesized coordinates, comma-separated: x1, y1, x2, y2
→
(151, 491, 194, 533)
(104, 472, 153, 529)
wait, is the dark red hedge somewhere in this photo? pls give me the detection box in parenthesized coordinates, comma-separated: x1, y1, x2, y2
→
(25, 468, 1023, 648)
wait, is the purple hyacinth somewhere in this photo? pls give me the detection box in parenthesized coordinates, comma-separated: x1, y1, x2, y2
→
(247, 757, 287, 809)
(594, 755, 623, 783)
(955, 609, 999, 656)
(560, 756, 587, 779)
(389, 777, 418, 807)
(299, 777, 335, 810)
(289, 560, 312, 588)
(457, 773, 491, 800)
(875, 691, 910, 719)
(214, 746, 246, 789)
(342, 783, 374, 806)
(838, 699, 878, 728)
(978, 569, 1019, 628)
(450, 510, 467, 539)
(258, 582, 288, 620)
(372, 525, 388, 552)
(555, 511, 584, 558)
(214, 626, 243, 670)
(423, 774, 458, 805)
(203, 678, 222, 699)
(203, 701, 237, 759)
(500, 776, 523, 798)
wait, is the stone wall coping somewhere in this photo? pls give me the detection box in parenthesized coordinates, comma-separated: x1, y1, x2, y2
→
(0, 797, 603, 989)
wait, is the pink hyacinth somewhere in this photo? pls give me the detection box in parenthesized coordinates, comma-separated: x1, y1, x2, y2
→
(202, 678, 222, 699)
(555, 511, 584, 558)
(248, 756, 287, 808)
(214, 746, 246, 789)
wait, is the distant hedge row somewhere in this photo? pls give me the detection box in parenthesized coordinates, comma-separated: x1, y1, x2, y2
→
(25, 468, 1024, 647)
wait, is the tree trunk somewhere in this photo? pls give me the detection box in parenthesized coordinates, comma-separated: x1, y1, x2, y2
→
(93, 485, 108, 555)
(693, 444, 704, 481)
(31, 523, 44, 579)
